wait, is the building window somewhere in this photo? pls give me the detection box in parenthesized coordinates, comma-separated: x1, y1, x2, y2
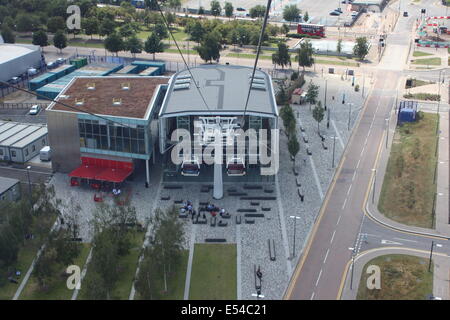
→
(25, 149, 29, 156)
(0, 149, 3, 156)
(42, 139, 46, 146)
(11, 150, 16, 157)
(32, 145, 36, 152)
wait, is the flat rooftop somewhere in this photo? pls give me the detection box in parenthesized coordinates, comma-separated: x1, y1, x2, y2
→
(0, 44, 38, 64)
(159, 65, 277, 118)
(0, 121, 47, 148)
(0, 176, 19, 195)
(50, 76, 169, 119)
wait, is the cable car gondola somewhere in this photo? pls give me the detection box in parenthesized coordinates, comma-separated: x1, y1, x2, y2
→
(181, 157, 200, 176)
(226, 157, 246, 176)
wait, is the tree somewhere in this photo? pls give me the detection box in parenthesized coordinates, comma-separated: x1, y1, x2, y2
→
(188, 21, 204, 44)
(32, 30, 48, 51)
(119, 23, 136, 38)
(104, 33, 124, 56)
(297, 39, 314, 71)
(1, 26, 15, 43)
(337, 38, 342, 54)
(272, 43, 291, 69)
(306, 82, 319, 110)
(16, 13, 41, 32)
(144, 33, 164, 60)
(288, 134, 300, 167)
(280, 104, 296, 137)
(196, 31, 221, 63)
(153, 23, 168, 40)
(249, 5, 266, 18)
(34, 247, 58, 291)
(224, 2, 234, 18)
(134, 246, 162, 299)
(99, 19, 116, 38)
(53, 30, 67, 53)
(303, 11, 309, 23)
(353, 37, 369, 60)
(84, 17, 99, 39)
(126, 35, 143, 58)
(281, 24, 290, 35)
(166, 12, 176, 26)
(276, 82, 289, 105)
(198, 6, 205, 15)
(210, 0, 221, 16)
(168, 0, 181, 11)
(283, 5, 300, 25)
(47, 16, 65, 33)
(312, 101, 325, 134)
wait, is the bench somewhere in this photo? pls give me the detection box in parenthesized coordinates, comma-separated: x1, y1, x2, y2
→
(236, 215, 242, 224)
(245, 219, 255, 224)
(250, 202, 260, 206)
(220, 213, 231, 219)
(174, 200, 183, 204)
(264, 189, 274, 193)
(179, 213, 188, 218)
(218, 220, 228, 227)
(161, 196, 170, 200)
(322, 142, 328, 150)
(306, 148, 312, 155)
(237, 208, 257, 212)
(210, 216, 216, 227)
(302, 134, 308, 143)
(244, 213, 265, 218)
(293, 167, 299, 176)
(240, 196, 276, 200)
(261, 207, 271, 211)
(228, 192, 248, 196)
(297, 189, 304, 202)
(205, 238, 226, 243)
(243, 184, 263, 190)
(296, 177, 301, 187)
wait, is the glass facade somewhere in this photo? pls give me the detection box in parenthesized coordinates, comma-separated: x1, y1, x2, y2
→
(78, 119, 147, 155)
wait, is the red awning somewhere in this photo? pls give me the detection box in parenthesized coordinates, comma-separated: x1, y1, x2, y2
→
(68, 164, 101, 180)
(95, 167, 132, 183)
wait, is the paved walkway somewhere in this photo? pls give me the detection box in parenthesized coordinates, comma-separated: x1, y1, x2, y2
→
(341, 247, 450, 300)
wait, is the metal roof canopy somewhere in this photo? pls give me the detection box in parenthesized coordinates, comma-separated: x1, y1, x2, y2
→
(0, 176, 19, 195)
(159, 65, 278, 118)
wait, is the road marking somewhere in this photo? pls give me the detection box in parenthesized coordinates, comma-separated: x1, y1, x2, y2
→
(347, 184, 352, 196)
(342, 198, 347, 210)
(337, 215, 342, 225)
(315, 269, 323, 287)
(381, 239, 403, 245)
(323, 248, 330, 263)
(356, 159, 361, 169)
(330, 230, 336, 244)
(310, 292, 315, 300)
(393, 237, 417, 243)
(331, 119, 345, 149)
(352, 170, 357, 182)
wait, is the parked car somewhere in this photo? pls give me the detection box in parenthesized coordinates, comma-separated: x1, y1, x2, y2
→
(8, 76, 20, 84)
(403, 11, 408, 17)
(29, 104, 41, 115)
(236, 7, 246, 11)
(27, 68, 38, 76)
(335, 8, 343, 13)
(47, 61, 57, 69)
(330, 10, 341, 16)
(56, 58, 65, 65)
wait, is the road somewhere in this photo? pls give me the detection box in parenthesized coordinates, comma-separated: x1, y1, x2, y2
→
(285, 0, 450, 300)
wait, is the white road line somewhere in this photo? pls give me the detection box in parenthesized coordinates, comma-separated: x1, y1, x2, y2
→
(352, 170, 357, 182)
(356, 159, 361, 169)
(309, 156, 324, 200)
(310, 292, 315, 300)
(323, 248, 330, 263)
(347, 184, 352, 196)
(337, 215, 342, 225)
(330, 230, 336, 244)
(315, 269, 323, 287)
(393, 237, 418, 243)
(342, 198, 347, 210)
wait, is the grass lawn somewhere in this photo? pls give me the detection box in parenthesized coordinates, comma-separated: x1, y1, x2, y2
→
(413, 51, 433, 57)
(0, 239, 40, 300)
(189, 244, 237, 300)
(357, 254, 433, 300)
(136, 250, 189, 300)
(412, 57, 442, 66)
(19, 244, 91, 300)
(378, 112, 438, 228)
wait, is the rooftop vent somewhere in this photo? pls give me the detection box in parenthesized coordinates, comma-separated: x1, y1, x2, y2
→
(251, 83, 266, 91)
(175, 78, 191, 85)
(112, 98, 122, 106)
(173, 83, 190, 91)
(86, 82, 95, 90)
(75, 98, 84, 106)
(250, 78, 265, 85)
(177, 75, 192, 80)
(121, 82, 130, 90)
(59, 94, 70, 99)
(248, 74, 265, 80)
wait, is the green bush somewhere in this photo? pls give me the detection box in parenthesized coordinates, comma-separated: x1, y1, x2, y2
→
(355, 84, 360, 92)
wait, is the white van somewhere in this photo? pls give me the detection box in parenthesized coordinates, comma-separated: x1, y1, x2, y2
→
(40, 146, 51, 161)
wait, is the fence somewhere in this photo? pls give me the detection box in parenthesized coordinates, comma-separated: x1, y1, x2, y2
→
(0, 65, 49, 98)
(0, 102, 49, 109)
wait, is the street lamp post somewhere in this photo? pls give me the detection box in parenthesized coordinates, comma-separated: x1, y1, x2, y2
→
(347, 102, 353, 130)
(385, 117, 390, 149)
(428, 241, 443, 272)
(324, 79, 328, 111)
(289, 215, 301, 259)
(26, 165, 32, 209)
(372, 168, 377, 204)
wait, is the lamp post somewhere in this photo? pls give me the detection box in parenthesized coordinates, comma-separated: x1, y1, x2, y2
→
(26, 165, 32, 209)
(385, 117, 390, 149)
(428, 241, 443, 272)
(347, 102, 354, 130)
(372, 168, 377, 204)
(289, 215, 301, 259)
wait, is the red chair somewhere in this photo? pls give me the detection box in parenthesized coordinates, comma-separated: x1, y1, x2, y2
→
(94, 193, 103, 202)
(70, 178, 80, 186)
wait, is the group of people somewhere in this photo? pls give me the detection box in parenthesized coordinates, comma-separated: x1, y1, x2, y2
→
(179, 201, 229, 220)
(181, 200, 201, 220)
(206, 203, 227, 217)
(112, 188, 121, 196)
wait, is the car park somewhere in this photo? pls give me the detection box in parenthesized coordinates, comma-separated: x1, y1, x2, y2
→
(29, 104, 41, 115)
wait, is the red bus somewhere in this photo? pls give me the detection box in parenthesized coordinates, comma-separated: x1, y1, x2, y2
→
(297, 23, 325, 37)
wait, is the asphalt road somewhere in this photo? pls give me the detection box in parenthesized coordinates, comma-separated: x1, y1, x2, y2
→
(286, 0, 450, 300)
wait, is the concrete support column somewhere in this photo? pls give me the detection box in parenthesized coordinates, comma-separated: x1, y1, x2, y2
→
(213, 162, 223, 199)
(145, 159, 150, 188)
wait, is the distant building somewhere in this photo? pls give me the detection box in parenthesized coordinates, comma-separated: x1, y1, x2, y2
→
(46, 76, 169, 187)
(0, 177, 21, 203)
(0, 121, 48, 163)
(0, 44, 42, 83)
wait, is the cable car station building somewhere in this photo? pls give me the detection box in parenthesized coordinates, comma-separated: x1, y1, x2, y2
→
(158, 64, 279, 198)
(46, 76, 169, 187)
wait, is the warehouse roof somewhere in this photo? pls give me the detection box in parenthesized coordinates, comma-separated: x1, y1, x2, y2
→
(0, 176, 19, 195)
(159, 65, 277, 118)
(0, 44, 39, 65)
(0, 121, 47, 148)
(49, 76, 169, 119)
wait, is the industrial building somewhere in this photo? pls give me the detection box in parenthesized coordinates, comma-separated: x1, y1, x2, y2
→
(0, 43, 43, 83)
(46, 76, 169, 187)
(159, 64, 278, 198)
(0, 121, 48, 163)
(0, 177, 21, 203)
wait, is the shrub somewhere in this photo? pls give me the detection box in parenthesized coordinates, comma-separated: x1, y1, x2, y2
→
(286, 33, 322, 39)
(355, 84, 360, 92)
